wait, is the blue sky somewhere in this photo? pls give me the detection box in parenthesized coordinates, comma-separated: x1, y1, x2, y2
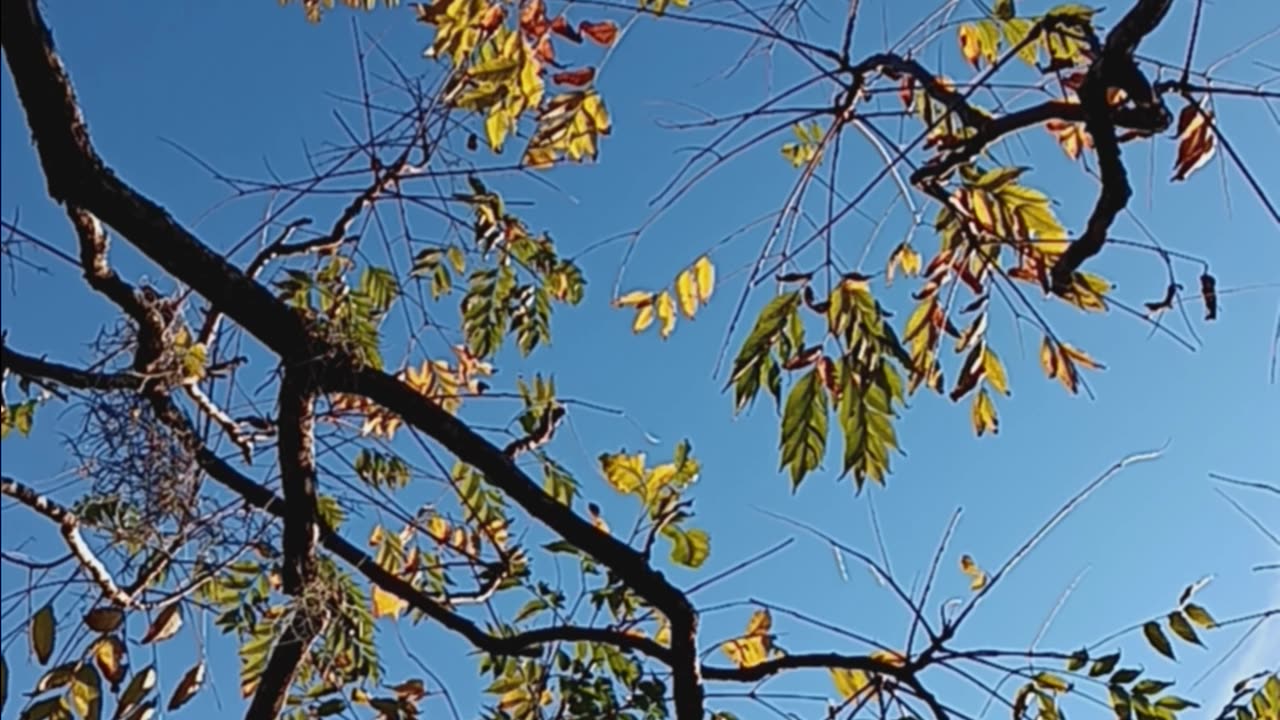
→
(2, 0, 1278, 718)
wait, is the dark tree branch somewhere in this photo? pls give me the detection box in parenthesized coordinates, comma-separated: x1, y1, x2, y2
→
(278, 368, 319, 597)
(1049, 0, 1174, 290)
(243, 604, 326, 720)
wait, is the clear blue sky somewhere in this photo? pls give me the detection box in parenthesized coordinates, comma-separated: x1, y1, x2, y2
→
(2, 0, 1277, 718)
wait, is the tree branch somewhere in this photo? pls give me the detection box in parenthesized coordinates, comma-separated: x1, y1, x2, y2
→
(1, 475, 135, 607)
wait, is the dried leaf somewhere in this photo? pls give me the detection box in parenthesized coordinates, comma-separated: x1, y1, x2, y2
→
(167, 662, 205, 711)
(1172, 101, 1217, 182)
(140, 605, 182, 645)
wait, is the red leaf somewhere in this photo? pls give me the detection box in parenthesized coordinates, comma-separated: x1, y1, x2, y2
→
(552, 67, 596, 86)
(519, 0, 548, 36)
(579, 20, 618, 46)
(551, 15, 582, 42)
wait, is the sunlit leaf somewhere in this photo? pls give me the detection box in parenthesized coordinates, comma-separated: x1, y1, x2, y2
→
(372, 586, 408, 620)
(656, 290, 677, 339)
(1167, 611, 1203, 647)
(1183, 603, 1216, 629)
(140, 605, 182, 645)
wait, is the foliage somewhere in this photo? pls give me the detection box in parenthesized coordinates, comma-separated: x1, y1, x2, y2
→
(1, 0, 1276, 719)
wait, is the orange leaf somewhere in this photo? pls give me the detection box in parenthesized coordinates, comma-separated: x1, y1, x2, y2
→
(478, 4, 505, 32)
(579, 20, 618, 46)
(552, 67, 596, 86)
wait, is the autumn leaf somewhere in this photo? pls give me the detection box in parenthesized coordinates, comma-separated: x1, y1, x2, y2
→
(633, 303, 655, 333)
(372, 585, 408, 620)
(656, 290, 677, 339)
(958, 24, 981, 67)
(579, 20, 618, 45)
(830, 667, 871, 701)
(1172, 100, 1216, 182)
(93, 636, 127, 688)
(722, 609, 776, 668)
(168, 662, 205, 711)
(552, 67, 596, 86)
(694, 256, 715, 304)
(960, 553, 989, 590)
(1046, 120, 1091, 160)
(600, 451, 646, 494)
(675, 269, 698, 318)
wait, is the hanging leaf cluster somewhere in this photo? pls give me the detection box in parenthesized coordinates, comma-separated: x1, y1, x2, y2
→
(598, 440, 709, 568)
(615, 256, 715, 339)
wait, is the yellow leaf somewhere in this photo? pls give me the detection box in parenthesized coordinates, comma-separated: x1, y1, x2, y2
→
(675, 269, 698, 318)
(960, 553, 989, 590)
(615, 290, 653, 307)
(721, 635, 769, 668)
(982, 347, 1009, 396)
(971, 388, 998, 437)
(30, 604, 55, 665)
(632, 304, 655, 334)
(93, 636, 127, 687)
(1060, 343, 1104, 370)
(645, 463, 677, 498)
(368, 524, 385, 547)
(656, 291, 676, 339)
(655, 617, 671, 647)
(694, 256, 715, 304)
(600, 451, 645, 494)
(485, 108, 509, 152)
(744, 608, 772, 636)
(830, 667, 871, 701)
(140, 604, 182, 645)
(426, 515, 449, 542)
(372, 586, 408, 620)
(871, 649, 907, 667)
(970, 190, 996, 233)
(958, 24, 981, 67)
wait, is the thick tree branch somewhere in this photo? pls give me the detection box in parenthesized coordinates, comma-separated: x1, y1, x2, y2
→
(1049, 0, 1174, 289)
(243, 604, 326, 720)
(278, 368, 319, 596)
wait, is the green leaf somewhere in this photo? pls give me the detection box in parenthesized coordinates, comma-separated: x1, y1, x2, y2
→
(1167, 611, 1203, 647)
(1132, 680, 1174, 696)
(1143, 621, 1175, 660)
(1111, 668, 1142, 685)
(1089, 652, 1120, 677)
(30, 605, 55, 666)
(664, 526, 711, 568)
(779, 368, 828, 489)
(1154, 696, 1198, 711)
(1183, 603, 1216, 629)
